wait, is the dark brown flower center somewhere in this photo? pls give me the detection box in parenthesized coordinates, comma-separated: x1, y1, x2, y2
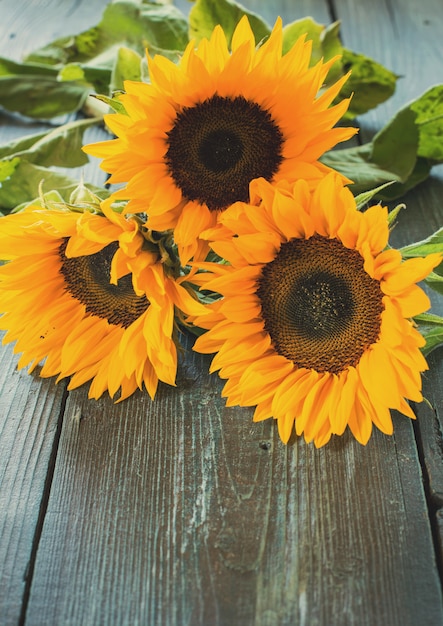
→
(59, 239, 149, 329)
(165, 95, 284, 210)
(256, 235, 384, 374)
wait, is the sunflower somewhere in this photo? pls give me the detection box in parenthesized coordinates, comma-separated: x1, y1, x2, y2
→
(83, 16, 356, 264)
(0, 201, 206, 401)
(191, 174, 442, 447)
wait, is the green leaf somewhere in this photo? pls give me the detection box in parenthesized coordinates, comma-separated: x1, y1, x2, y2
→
(387, 202, 405, 227)
(283, 20, 342, 82)
(282, 18, 325, 58)
(374, 157, 432, 201)
(322, 86, 443, 199)
(339, 49, 398, 119)
(425, 271, 443, 296)
(110, 47, 143, 93)
(0, 160, 107, 212)
(0, 56, 56, 77)
(410, 84, 443, 161)
(189, 0, 271, 46)
(91, 93, 127, 115)
(371, 107, 419, 179)
(58, 63, 87, 82)
(25, 2, 189, 69)
(321, 144, 404, 193)
(0, 157, 20, 183)
(0, 118, 99, 169)
(414, 313, 443, 356)
(0, 56, 92, 118)
(400, 227, 443, 258)
(283, 21, 396, 116)
(0, 75, 90, 119)
(6, 2, 188, 116)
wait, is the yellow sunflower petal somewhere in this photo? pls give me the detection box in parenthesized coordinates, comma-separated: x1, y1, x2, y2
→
(0, 206, 190, 401)
(191, 171, 439, 446)
(83, 16, 355, 262)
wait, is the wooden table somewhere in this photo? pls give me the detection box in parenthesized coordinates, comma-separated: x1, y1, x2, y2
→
(1, 0, 443, 624)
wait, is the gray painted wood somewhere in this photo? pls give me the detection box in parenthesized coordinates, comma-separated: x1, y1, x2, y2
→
(0, 0, 442, 624)
(0, 340, 66, 626)
(22, 340, 443, 626)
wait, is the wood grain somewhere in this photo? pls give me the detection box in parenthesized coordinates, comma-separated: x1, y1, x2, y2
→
(0, 340, 67, 626)
(23, 336, 443, 626)
(0, 0, 442, 624)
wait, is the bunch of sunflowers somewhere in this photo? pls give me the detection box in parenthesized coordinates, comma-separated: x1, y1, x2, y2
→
(0, 17, 441, 447)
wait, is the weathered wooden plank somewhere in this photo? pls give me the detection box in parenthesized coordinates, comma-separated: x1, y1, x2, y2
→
(0, 340, 67, 626)
(0, 0, 442, 624)
(417, 351, 443, 500)
(390, 181, 443, 507)
(334, 0, 443, 131)
(414, 342, 443, 565)
(336, 0, 443, 550)
(0, 3, 110, 624)
(23, 336, 443, 626)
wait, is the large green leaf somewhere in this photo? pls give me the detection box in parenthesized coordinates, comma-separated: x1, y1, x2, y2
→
(25, 2, 189, 69)
(110, 47, 143, 93)
(321, 143, 409, 193)
(321, 86, 443, 199)
(339, 48, 398, 119)
(0, 57, 91, 119)
(0, 160, 108, 212)
(0, 119, 103, 213)
(0, 2, 187, 118)
(410, 85, 443, 161)
(189, 0, 271, 45)
(0, 118, 99, 168)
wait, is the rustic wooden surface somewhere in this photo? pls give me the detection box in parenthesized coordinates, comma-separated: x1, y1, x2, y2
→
(0, 0, 442, 624)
